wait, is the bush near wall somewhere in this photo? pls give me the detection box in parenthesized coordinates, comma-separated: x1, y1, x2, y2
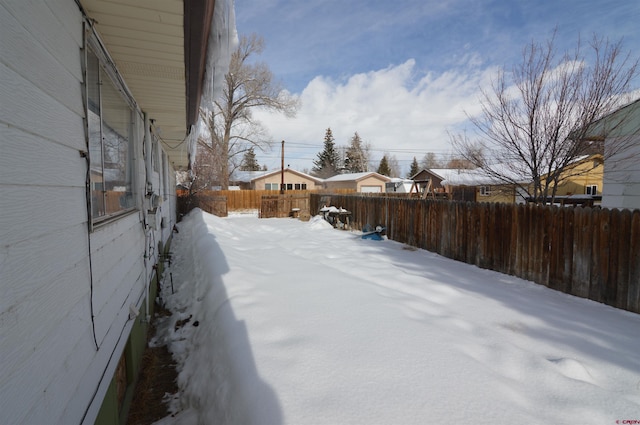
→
(310, 194, 640, 314)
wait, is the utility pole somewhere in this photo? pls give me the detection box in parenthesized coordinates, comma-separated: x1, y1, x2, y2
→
(280, 140, 285, 194)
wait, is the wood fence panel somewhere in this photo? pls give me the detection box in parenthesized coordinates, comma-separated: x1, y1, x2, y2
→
(419, 201, 428, 250)
(614, 209, 631, 309)
(548, 206, 561, 289)
(605, 209, 621, 306)
(589, 208, 606, 304)
(440, 202, 450, 259)
(260, 195, 279, 218)
(510, 204, 521, 278)
(454, 202, 466, 262)
(498, 203, 511, 274)
(260, 193, 311, 218)
(520, 205, 534, 280)
(628, 211, 640, 312)
(561, 208, 575, 293)
(571, 207, 591, 298)
(541, 206, 553, 287)
(463, 202, 475, 265)
(196, 194, 227, 217)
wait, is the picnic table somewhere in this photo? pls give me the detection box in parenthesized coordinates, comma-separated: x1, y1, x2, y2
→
(320, 205, 352, 229)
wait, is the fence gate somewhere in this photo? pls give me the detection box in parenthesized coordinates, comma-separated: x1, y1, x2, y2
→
(260, 194, 310, 219)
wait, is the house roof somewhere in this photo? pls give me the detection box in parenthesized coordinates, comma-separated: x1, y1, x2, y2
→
(232, 168, 324, 184)
(80, 0, 218, 170)
(435, 155, 602, 187)
(431, 168, 503, 186)
(585, 97, 640, 140)
(388, 177, 413, 183)
(324, 172, 392, 183)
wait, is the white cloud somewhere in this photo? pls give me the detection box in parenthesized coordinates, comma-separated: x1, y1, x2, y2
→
(253, 59, 499, 171)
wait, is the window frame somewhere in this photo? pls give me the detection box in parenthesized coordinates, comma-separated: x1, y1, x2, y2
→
(479, 186, 492, 196)
(84, 31, 139, 228)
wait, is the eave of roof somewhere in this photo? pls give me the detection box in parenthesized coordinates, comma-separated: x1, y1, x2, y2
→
(80, 0, 215, 170)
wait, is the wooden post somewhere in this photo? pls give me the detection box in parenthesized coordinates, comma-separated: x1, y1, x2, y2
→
(280, 140, 285, 194)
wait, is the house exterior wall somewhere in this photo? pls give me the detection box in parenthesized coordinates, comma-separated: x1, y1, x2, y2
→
(325, 180, 358, 191)
(253, 170, 323, 190)
(554, 159, 604, 196)
(603, 135, 640, 209)
(324, 175, 388, 192)
(357, 175, 387, 192)
(475, 184, 516, 203)
(521, 155, 604, 201)
(1, 1, 177, 423)
(587, 99, 640, 210)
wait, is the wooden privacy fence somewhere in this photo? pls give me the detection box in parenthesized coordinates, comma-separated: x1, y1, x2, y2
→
(260, 194, 311, 218)
(178, 189, 356, 217)
(310, 194, 640, 314)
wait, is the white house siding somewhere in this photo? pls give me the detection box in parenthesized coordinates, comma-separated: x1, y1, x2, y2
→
(602, 134, 640, 210)
(1, 1, 178, 423)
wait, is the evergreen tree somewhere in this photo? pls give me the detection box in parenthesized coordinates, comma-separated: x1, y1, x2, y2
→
(377, 155, 391, 176)
(240, 147, 261, 171)
(312, 128, 340, 178)
(407, 156, 419, 178)
(344, 132, 369, 173)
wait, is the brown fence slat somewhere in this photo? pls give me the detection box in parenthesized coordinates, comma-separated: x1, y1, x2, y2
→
(571, 207, 591, 298)
(628, 211, 640, 312)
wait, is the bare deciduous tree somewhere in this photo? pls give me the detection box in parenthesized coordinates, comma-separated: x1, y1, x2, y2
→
(420, 152, 441, 170)
(452, 33, 638, 203)
(197, 33, 299, 189)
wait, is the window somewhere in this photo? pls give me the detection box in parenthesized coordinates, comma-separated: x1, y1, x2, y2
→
(295, 183, 301, 190)
(586, 185, 597, 195)
(265, 183, 278, 190)
(479, 186, 491, 196)
(286, 183, 293, 190)
(86, 48, 134, 220)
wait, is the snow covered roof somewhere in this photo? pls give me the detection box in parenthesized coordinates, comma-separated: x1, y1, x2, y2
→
(431, 168, 503, 186)
(232, 168, 324, 184)
(431, 164, 530, 187)
(324, 172, 391, 182)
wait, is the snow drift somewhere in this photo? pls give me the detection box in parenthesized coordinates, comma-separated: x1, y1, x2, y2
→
(154, 209, 640, 425)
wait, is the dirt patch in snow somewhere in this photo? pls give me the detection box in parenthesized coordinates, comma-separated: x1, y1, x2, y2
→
(127, 307, 178, 425)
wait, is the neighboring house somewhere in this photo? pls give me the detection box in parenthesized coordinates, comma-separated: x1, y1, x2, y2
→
(585, 98, 640, 210)
(386, 178, 414, 193)
(523, 154, 604, 205)
(324, 172, 392, 193)
(232, 168, 324, 190)
(434, 168, 516, 203)
(1, 1, 233, 424)
(421, 157, 603, 205)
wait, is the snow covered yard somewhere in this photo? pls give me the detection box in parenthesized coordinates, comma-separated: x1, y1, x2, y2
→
(154, 209, 640, 425)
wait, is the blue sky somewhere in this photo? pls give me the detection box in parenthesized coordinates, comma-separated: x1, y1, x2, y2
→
(234, 0, 640, 174)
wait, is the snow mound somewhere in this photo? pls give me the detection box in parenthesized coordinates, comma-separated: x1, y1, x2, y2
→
(547, 357, 594, 383)
(308, 214, 333, 230)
